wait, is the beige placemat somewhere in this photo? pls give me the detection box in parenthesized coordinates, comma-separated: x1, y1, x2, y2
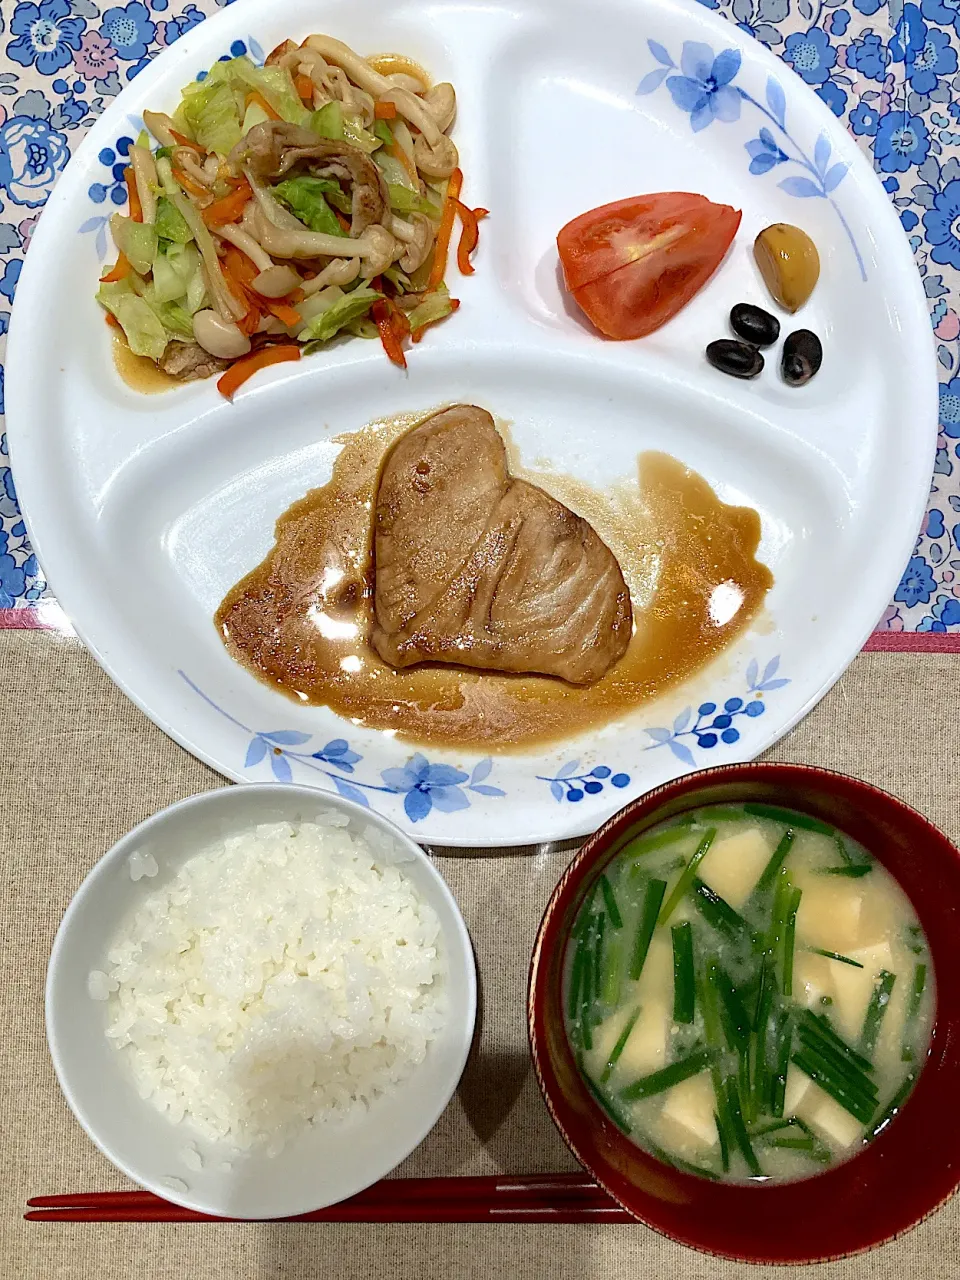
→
(2, 632, 958, 1279)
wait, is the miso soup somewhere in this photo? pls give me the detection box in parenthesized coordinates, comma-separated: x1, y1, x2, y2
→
(564, 803, 935, 1182)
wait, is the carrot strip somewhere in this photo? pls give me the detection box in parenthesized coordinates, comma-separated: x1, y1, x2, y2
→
(217, 345, 301, 399)
(201, 178, 252, 227)
(246, 90, 282, 122)
(334, 207, 351, 234)
(104, 312, 122, 329)
(387, 139, 418, 185)
(411, 296, 460, 342)
(100, 252, 131, 283)
(426, 167, 463, 290)
(123, 167, 143, 223)
(455, 201, 487, 275)
(372, 299, 407, 369)
(172, 167, 208, 198)
(263, 299, 302, 327)
(170, 129, 204, 153)
(295, 73, 314, 104)
(375, 101, 398, 120)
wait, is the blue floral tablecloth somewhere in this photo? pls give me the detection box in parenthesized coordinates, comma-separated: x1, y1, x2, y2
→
(0, 0, 958, 632)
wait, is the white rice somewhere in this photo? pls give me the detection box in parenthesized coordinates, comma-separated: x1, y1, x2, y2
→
(98, 817, 447, 1154)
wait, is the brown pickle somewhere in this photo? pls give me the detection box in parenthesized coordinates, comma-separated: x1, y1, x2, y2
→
(754, 224, 820, 313)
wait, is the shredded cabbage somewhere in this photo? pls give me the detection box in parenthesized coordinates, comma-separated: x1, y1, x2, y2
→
(204, 56, 308, 127)
(241, 100, 271, 133)
(342, 113, 380, 154)
(376, 151, 418, 193)
(273, 176, 346, 237)
(310, 101, 343, 140)
(299, 286, 381, 344)
(97, 280, 168, 360)
(179, 79, 242, 156)
(154, 196, 192, 244)
(387, 183, 440, 217)
(407, 285, 455, 332)
(152, 242, 201, 305)
(373, 120, 394, 147)
(109, 214, 158, 275)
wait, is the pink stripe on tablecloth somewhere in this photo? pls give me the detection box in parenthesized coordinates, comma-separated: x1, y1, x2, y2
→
(0, 607, 957, 651)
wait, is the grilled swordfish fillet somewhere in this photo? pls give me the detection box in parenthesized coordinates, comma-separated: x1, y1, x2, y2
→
(370, 405, 632, 684)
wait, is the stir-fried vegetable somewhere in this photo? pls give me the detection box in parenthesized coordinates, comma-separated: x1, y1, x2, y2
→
(97, 35, 487, 396)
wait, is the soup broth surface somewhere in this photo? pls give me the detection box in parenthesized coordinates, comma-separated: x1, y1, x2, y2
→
(564, 803, 934, 1183)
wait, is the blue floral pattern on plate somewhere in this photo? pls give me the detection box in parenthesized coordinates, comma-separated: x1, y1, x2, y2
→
(0, 0, 955, 627)
(179, 671, 505, 824)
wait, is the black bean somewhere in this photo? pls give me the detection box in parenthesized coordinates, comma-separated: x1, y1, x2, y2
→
(781, 329, 823, 387)
(730, 303, 780, 348)
(706, 340, 764, 380)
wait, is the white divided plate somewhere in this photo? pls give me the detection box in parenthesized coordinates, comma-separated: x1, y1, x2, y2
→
(5, 0, 937, 847)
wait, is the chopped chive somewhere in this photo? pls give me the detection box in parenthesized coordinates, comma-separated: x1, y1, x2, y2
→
(801, 1011, 875, 1074)
(601, 1007, 641, 1084)
(751, 1119, 794, 1138)
(579, 918, 595, 1051)
(712, 964, 752, 1048)
(790, 1117, 834, 1165)
(622, 825, 695, 863)
(671, 922, 696, 1024)
(771, 1011, 792, 1117)
(599, 874, 623, 929)
(782, 887, 802, 997)
(743, 804, 834, 834)
(756, 830, 796, 895)
(866, 1071, 918, 1142)
(905, 923, 925, 956)
(860, 970, 897, 1056)
(751, 960, 775, 1113)
(619, 1047, 717, 1102)
(658, 828, 717, 925)
(692, 878, 750, 941)
(640, 1133, 722, 1181)
(769, 1136, 814, 1151)
(724, 1078, 762, 1177)
(629, 878, 667, 981)
(794, 1022, 879, 1100)
(790, 1052, 876, 1124)
(698, 806, 747, 822)
(601, 936, 623, 1006)
(807, 948, 864, 968)
(818, 865, 872, 878)
(907, 962, 927, 1021)
(567, 947, 584, 1023)
(594, 913, 606, 998)
(716, 1111, 730, 1173)
(582, 1069, 633, 1134)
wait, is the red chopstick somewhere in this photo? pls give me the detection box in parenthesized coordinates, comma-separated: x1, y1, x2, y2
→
(26, 1173, 633, 1224)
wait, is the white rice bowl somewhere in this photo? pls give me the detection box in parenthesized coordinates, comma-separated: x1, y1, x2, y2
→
(101, 816, 448, 1155)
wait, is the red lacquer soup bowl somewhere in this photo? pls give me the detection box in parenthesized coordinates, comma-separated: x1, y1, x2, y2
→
(528, 763, 960, 1264)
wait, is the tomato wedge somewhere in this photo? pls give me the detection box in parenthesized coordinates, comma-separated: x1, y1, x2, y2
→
(557, 193, 741, 339)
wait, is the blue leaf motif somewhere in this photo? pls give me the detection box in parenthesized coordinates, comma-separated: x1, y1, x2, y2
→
(668, 739, 697, 766)
(758, 677, 790, 690)
(746, 658, 760, 689)
(673, 707, 692, 733)
(939, 344, 953, 370)
(423, 763, 470, 787)
(244, 736, 268, 768)
(470, 758, 493, 784)
(646, 727, 674, 744)
(429, 785, 471, 814)
(749, 153, 780, 175)
(648, 39, 675, 66)
(766, 76, 786, 127)
(270, 753, 293, 782)
(823, 162, 849, 193)
(405, 789, 432, 823)
(814, 133, 832, 176)
(759, 127, 778, 151)
(557, 759, 581, 779)
(637, 67, 670, 96)
(261, 730, 312, 745)
(248, 36, 264, 63)
(761, 656, 781, 683)
(550, 781, 564, 804)
(471, 784, 506, 797)
(96, 223, 107, 259)
(322, 738, 349, 756)
(332, 776, 370, 808)
(79, 216, 106, 232)
(779, 177, 825, 198)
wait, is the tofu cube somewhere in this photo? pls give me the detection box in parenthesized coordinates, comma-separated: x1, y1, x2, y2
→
(659, 1072, 719, 1150)
(828, 941, 895, 1043)
(697, 828, 772, 909)
(792, 952, 835, 1010)
(798, 1084, 863, 1148)
(634, 933, 673, 1001)
(795, 879, 863, 951)
(615, 997, 669, 1078)
(783, 1063, 814, 1116)
(583, 1005, 637, 1080)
